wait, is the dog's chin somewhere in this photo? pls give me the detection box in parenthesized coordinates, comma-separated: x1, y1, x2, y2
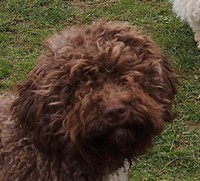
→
(107, 128, 135, 151)
(89, 127, 135, 160)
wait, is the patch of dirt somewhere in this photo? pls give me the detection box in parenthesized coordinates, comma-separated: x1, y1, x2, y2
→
(185, 121, 200, 131)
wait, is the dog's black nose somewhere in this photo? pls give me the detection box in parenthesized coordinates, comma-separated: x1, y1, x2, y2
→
(103, 104, 126, 119)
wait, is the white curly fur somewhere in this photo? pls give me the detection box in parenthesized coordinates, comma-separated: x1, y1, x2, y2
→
(105, 161, 129, 181)
(172, 0, 200, 48)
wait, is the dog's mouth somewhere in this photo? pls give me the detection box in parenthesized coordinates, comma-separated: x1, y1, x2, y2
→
(74, 117, 160, 173)
(88, 126, 136, 159)
(85, 119, 158, 161)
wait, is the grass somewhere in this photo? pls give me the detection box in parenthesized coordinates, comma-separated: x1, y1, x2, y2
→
(0, 0, 199, 180)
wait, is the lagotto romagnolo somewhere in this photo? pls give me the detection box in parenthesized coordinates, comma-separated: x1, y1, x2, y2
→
(0, 20, 178, 181)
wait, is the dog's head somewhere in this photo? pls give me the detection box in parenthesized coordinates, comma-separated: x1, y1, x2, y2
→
(11, 21, 177, 173)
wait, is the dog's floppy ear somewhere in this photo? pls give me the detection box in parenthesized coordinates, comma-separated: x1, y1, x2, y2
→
(10, 28, 83, 154)
(140, 35, 178, 122)
(11, 64, 70, 154)
(125, 33, 178, 123)
(160, 55, 177, 100)
(159, 54, 178, 122)
(125, 32, 178, 122)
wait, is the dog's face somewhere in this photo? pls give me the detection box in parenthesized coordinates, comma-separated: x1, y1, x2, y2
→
(11, 21, 177, 172)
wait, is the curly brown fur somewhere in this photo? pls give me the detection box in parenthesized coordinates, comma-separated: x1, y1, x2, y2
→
(0, 20, 177, 180)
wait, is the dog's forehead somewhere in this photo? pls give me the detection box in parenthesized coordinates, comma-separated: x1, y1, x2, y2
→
(45, 21, 147, 62)
(40, 21, 167, 98)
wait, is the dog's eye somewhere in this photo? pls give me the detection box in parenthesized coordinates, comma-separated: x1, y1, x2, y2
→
(119, 75, 135, 85)
(83, 65, 99, 75)
(118, 80, 127, 86)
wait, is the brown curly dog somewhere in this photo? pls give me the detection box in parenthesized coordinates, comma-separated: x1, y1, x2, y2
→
(0, 20, 178, 181)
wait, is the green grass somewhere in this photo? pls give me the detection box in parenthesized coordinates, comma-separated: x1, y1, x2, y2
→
(0, 0, 199, 180)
